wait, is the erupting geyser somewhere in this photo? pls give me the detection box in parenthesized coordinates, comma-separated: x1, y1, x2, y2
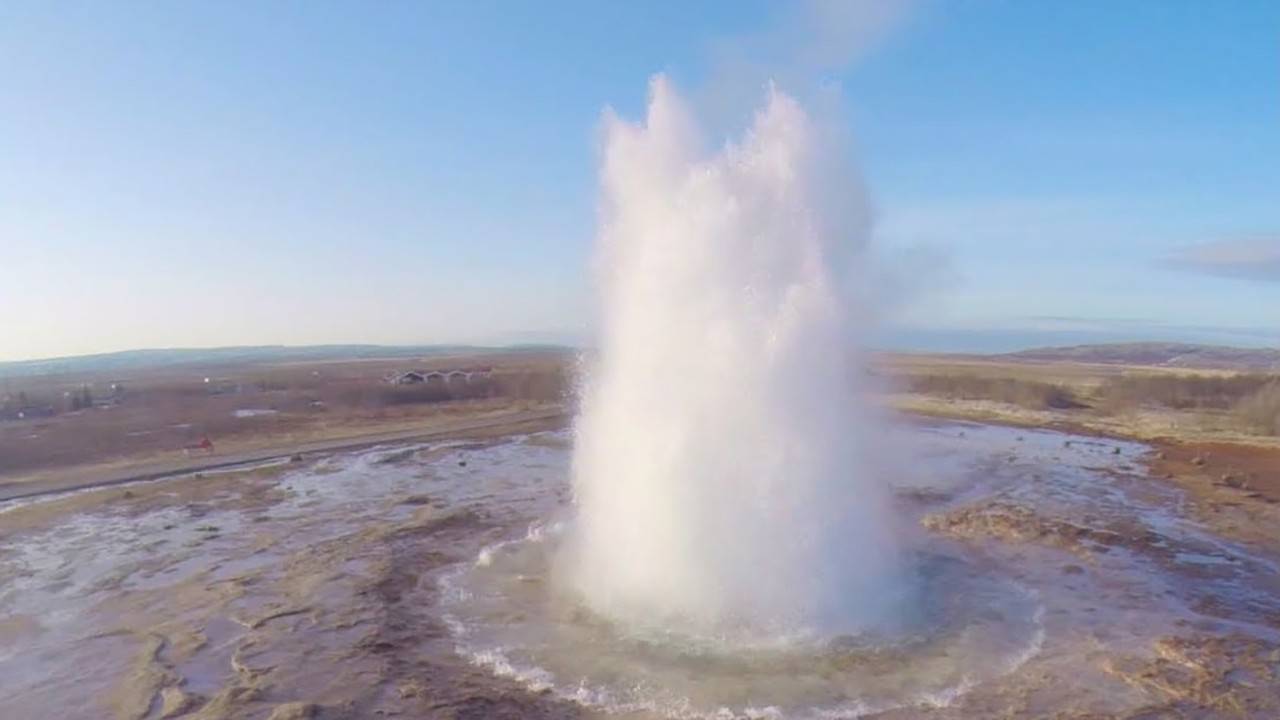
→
(443, 80, 1047, 709)
(565, 76, 900, 642)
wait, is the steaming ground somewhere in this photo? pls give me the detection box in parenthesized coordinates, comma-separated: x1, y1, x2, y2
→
(3, 421, 1280, 719)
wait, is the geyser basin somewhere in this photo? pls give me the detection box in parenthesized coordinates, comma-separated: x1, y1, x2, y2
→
(566, 77, 899, 642)
(6, 426, 1280, 718)
(442, 530, 1044, 718)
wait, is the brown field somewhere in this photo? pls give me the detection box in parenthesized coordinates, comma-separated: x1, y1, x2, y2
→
(0, 350, 571, 495)
(4, 346, 1278, 505)
(879, 352, 1280, 443)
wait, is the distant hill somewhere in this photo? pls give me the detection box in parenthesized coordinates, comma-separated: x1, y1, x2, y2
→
(0, 344, 572, 379)
(1002, 342, 1280, 371)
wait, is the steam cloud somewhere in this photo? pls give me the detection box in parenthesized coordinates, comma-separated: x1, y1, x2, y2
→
(562, 76, 900, 642)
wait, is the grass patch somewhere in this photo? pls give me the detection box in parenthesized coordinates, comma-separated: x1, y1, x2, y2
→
(1095, 373, 1275, 412)
(892, 360, 1280, 439)
(1234, 382, 1280, 436)
(900, 373, 1084, 410)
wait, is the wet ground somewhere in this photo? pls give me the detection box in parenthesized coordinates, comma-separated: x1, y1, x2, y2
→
(1, 421, 1278, 719)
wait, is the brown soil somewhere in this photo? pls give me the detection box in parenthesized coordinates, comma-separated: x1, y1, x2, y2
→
(922, 502, 1168, 561)
(1150, 439, 1280, 548)
(1102, 634, 1280, 718)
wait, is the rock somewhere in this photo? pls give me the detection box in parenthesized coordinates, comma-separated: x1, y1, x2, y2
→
(159, 687, 200, 718)
(1221, 474, 1250, 490)
(290, 453, 305, 463)
(458, 460, 468, 467)
(1103, 634, 1280, 715)
(196, 685, 262, 717)
(1191, 456, 1206, 466)
(267, 703, 317, 720)
(374, 448, 416, 465)
(1113, 447, 1122, 455)
(397, 681, 424, 699)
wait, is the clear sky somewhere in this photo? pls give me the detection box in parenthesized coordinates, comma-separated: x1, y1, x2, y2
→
(2, 0, 1277, 362)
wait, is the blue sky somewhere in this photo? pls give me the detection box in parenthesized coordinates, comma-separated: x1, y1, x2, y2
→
(1, 1, 1277, 361)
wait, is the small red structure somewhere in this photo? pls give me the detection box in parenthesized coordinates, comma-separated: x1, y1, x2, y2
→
(184, 435, 215, 456)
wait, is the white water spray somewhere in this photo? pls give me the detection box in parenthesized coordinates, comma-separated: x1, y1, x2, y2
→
(566, 77, 899, 642)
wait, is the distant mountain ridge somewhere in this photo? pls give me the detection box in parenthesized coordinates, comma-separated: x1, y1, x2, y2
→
(0, 344, 571, 379)
(1002, 342, 1280, 370)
